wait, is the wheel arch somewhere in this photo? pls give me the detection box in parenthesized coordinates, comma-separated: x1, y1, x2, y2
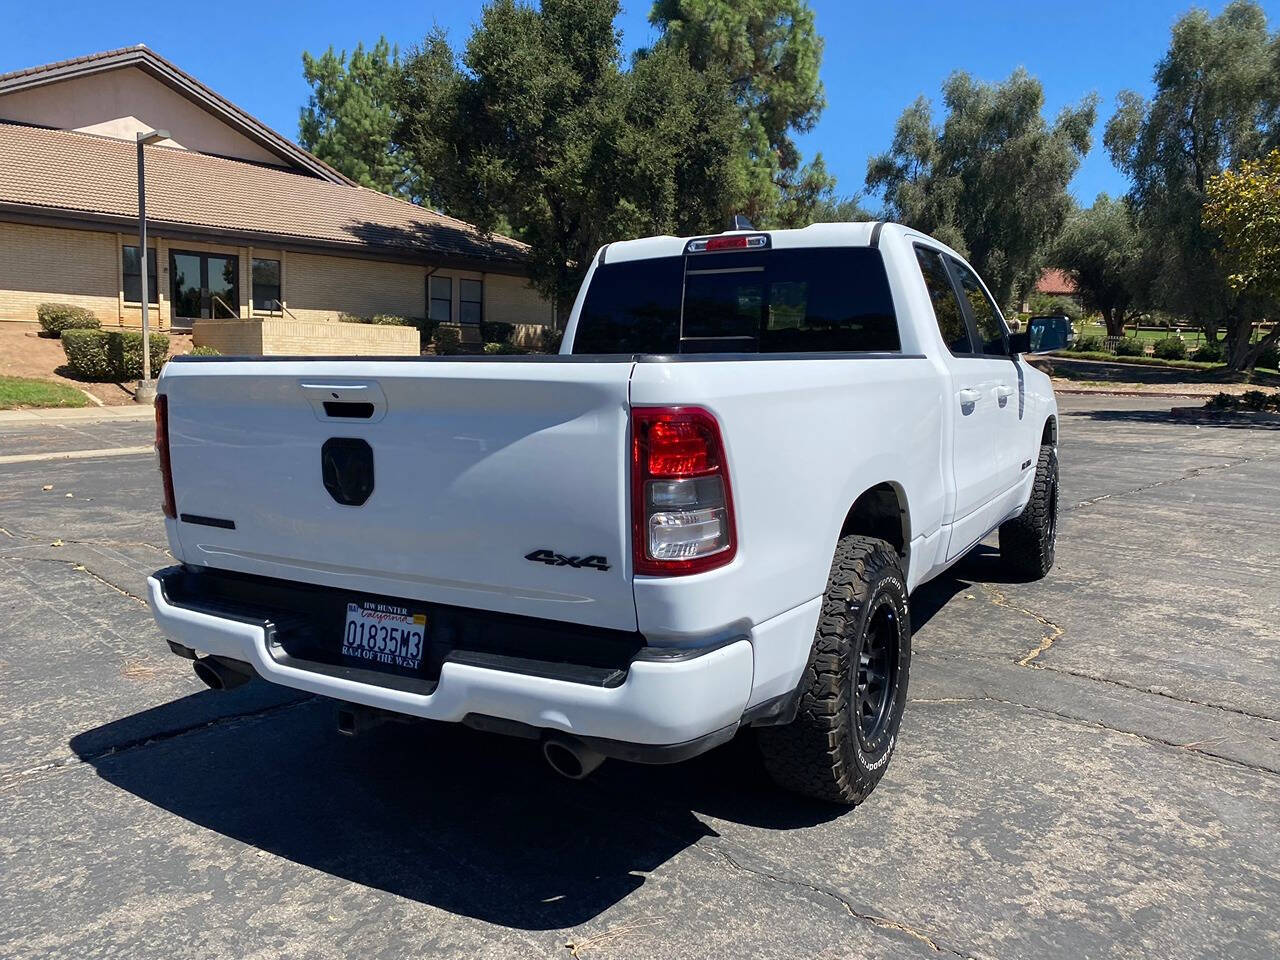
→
(1042, 415, 1058, 447)
(839, 482, 911, 564)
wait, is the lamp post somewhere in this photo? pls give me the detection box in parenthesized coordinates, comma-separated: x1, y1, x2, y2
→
(135, 128, 169, 404)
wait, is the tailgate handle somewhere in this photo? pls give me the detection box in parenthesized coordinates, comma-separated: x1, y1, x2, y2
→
(322, 401, 376, 419)
(298, 380, 387, 423)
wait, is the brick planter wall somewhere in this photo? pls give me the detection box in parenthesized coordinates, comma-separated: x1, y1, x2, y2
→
(194, 318, 419, 356)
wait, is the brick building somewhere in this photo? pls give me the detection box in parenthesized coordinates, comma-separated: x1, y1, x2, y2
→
(0, 46, 553, 353)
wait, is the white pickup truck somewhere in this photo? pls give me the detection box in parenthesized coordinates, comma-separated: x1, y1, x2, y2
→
(147, 222, 1060, 805)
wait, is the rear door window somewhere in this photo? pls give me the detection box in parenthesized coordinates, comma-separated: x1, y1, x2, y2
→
(915, 246, 974, 355)
(948, 259, 1009, 357)
(571, 257, 684, 354)
(572, 247, 900, 355)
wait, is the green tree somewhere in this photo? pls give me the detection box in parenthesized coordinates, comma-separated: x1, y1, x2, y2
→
(300, 37, 421, 199)
(651, 0, 830, 226)
(1104, 0, 1279, 370)
(1050, 194, 1145, 337)
(1203, 148, 1280, 368)
(396, 0, 739, 311)
(867, 70, 1096, 310)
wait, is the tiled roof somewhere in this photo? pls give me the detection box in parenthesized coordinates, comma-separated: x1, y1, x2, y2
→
(0, 122, 529, 267)
(1035, 268, 1078, 296)
(0, 46, 144, 84)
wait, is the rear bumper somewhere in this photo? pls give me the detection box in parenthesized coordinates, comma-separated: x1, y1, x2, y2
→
(147, 568, 756, 751)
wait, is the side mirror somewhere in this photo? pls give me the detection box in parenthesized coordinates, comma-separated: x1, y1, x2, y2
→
(1016, 316, 1072, 354)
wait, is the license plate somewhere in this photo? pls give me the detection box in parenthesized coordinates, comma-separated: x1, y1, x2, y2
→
(341, 601, 427, 671)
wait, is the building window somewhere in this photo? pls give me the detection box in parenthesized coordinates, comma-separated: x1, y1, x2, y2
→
(123, 246, 158, 304)
(460, 278, 483, 325)
(252, 258, 281, 312)
(429, 275, 452, 323)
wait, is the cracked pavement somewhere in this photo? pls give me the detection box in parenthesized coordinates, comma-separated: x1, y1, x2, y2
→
(1, 394, 1277, 959)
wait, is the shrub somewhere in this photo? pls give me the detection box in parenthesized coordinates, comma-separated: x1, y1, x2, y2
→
(538, 327, 565, 354)
(187, 345, 221, 356)
(1191, 342, 1224, 362)
(1114, 338, 1146, 357)
(37, 303, 100, 337)
(1257, 343, 1279, 370)
(483, 341, 526, 355)
(479, 320, 516, 344)
(1206, 392, 1235, 410)
(368, 314, 413, 326)
(337, 312, 365, 324)
(1073, 335, 1106, 352)
(62, 329, 169, 381)
(1206, 391, 1280, 412)
(1152, 336, 1187, 360)
(433, 325, 464, 355)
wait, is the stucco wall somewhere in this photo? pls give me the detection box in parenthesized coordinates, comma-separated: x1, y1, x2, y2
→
(0, 66, 285, 166)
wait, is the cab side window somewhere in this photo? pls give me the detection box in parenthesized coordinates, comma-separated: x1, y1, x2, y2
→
(915, 246, 973, 355)
(949, 260, 1009, 357)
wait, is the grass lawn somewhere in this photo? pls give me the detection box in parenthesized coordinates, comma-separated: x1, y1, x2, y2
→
(1037, 353, 1280, 391)
(0, 375, 89, 409)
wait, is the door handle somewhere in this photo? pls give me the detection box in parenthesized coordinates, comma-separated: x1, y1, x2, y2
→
(994, 384, 1015, 398)
(958, 388, 981, 405)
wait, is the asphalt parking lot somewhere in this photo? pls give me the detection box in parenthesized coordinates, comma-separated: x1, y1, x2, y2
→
(1, 395, 1277, 959)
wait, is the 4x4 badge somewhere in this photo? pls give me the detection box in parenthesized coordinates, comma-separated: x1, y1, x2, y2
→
(525, 549, 610, 572)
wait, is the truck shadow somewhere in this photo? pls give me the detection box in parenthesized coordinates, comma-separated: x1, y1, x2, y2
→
(69, 691, 843, 930)
(909, 544, 1031, 632)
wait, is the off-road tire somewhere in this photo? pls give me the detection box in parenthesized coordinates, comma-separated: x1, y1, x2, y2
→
(999, 444, 1058, 580)
(756, 535, 911, 805)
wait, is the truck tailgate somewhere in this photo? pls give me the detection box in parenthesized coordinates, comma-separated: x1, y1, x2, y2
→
(160, 358, 638, 631)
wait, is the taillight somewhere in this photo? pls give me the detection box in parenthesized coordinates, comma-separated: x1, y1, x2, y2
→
(631, 406, 736, 575)
(154, 394, 176, 519)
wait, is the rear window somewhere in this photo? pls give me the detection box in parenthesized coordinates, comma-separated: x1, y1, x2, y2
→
(572, 247, 899, 355)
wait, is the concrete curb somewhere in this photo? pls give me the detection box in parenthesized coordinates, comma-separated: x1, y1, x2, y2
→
(0, 405, 154, 425)
(1053, 388, 1205, 399)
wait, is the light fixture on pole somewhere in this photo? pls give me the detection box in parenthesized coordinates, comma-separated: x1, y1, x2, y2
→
(135, 128, 169, 404)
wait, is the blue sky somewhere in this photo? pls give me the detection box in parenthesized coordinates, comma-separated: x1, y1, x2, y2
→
(3, 0, 1276, 207)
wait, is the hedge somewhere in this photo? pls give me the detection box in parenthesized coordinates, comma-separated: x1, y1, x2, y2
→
(1113, 337, 1146, 357)
(62, 329, 170, 381)
(187, 345, 221, 356)
(1152, 336, 1187, 360)
(433, 325, 465, 355)
(479, 320, 516, 344)
(483, 341, 527, 355)
(338, 312, 417, 327)
(1072, 335, 1106, 352)
(37, 303, 100, 337)
(1191, 342, 1224, 362)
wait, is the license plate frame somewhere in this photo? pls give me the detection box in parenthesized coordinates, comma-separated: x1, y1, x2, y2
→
(340, 600, 428, 672)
